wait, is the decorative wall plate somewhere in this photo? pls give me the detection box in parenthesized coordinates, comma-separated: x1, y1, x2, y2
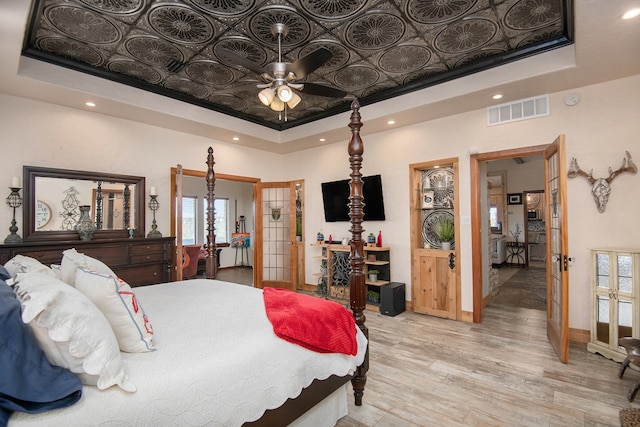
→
(422, 168, 454, 208)
(422, 210, 454, 250)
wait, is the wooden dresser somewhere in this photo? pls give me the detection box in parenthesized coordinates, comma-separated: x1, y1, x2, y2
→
(0, 237, 175, 287)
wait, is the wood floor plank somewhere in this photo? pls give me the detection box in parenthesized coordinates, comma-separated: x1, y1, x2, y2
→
(338, 305, 640, 426)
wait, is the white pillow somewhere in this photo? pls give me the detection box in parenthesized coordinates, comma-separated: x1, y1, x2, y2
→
(60, 248, 115, 286)
(75, 268, 155, 353)
(4, 254, 57, 278)
(10, 272, 136, 392)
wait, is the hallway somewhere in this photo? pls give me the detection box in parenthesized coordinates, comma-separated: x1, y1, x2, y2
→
(490, 262, 547, 311)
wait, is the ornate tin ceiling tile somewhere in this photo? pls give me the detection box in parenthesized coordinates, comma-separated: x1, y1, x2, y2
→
(107, 58, 164, 83)
(345, 12, 406, 50)
(36, 36, 105, 66)
(45, 5, 121, 44)
(147, 4, 216, 45)
(406, 0, 479, 24)
(78, 0, 145, 15)
(124, 35, 186, 68)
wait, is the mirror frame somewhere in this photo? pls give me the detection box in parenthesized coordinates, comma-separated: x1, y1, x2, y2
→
(23, 166, 146, 242)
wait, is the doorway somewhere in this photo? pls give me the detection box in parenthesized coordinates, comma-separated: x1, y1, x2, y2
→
(170, 168, 259, 286)
(470, 144, 549, 323)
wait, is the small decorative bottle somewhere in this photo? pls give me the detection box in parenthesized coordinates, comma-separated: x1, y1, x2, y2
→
(75, 205, 97, 241)
(377, 230, 382, 247)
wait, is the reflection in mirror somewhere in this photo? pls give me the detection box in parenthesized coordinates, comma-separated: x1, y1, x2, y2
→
(35, 177, 134, 231)
(23, 166, 145, 242)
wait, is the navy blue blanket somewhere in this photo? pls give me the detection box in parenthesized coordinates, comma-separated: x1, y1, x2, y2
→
(0, 272, 82, 426)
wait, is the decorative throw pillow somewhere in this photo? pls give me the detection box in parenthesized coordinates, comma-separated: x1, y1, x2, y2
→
(75, 268, 155, 353)
(10, 272, 136, 392)
(4, 255, 57, 278)
(0, 265, 10, 281)
(59, 248, 115, 286)
(0, 280, 82, 419)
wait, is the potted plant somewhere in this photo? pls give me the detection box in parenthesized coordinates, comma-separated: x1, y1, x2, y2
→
(367, 290, 380, 304)
(317, 231, 324, 242)
(367, 233, 376, 244)
(368, 269, 380, 282)
(433, 216, 454, 250)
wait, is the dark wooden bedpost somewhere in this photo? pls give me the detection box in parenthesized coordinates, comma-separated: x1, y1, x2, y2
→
(206, 147, 218, 279)
(348, 99, 368, 406)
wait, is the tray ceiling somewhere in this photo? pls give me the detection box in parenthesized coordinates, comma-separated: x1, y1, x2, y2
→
(22, 0, 572, 130)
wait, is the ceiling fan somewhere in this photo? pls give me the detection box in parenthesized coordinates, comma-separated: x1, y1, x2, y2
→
(218, 23, 347, 117)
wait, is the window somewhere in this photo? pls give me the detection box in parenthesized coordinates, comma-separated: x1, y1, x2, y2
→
(203, 198, 229, 244)
(182, 196, 197, 245)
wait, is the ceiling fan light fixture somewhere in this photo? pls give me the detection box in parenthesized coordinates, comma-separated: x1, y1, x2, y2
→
(269, 97, 285, 111)
(287, 92, 301, 109)
(277, 84, 293, 103)
(258, 88, 275, 106)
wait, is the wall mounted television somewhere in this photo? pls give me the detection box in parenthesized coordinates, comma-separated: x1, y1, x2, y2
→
(321, 175, 386, 222)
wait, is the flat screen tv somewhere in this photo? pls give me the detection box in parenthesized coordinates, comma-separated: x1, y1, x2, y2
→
(321, 175, 386, 222)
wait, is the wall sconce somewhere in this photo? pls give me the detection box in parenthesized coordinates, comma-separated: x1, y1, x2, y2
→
(5, 176, 23, 243)
(147, 186, 162, 238)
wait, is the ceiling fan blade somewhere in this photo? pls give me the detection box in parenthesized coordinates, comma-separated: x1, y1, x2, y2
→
(213, 82, 261, 95)
(217, 48, 265, 75)
(288, 48, 333, 79)
(299, 82, 347, 98)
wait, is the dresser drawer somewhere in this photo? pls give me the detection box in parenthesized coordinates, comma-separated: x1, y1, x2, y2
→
(116, 263, 167, 287)
(13, 249, 64, 265)
(79, 246, 129, 266)
(130, 242, 167, 256)
(131, 252, 166, 264)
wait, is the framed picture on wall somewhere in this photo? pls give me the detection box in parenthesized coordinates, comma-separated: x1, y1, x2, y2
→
(507, 193, 522, 205)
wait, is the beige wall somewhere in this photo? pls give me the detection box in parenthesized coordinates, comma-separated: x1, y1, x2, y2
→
(1, 74, 639, 332)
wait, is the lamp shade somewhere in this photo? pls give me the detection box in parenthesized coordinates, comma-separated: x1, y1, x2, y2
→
(269, 97, 285, 111)
(287, 92, 301, 109)
(276, 84, 293, 103)
(258, 88, 275, 106)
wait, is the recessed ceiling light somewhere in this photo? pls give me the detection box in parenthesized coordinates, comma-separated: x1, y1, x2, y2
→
(232, 137, 239, 141)
(492, 94, 503, 100)
(85, 101, 96, 107)
(623, 8, 640, 19)
(319, 138, 326, 142)
(387, 120, 395, 125)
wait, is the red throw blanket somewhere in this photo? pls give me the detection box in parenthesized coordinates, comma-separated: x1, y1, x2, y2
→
(263, 287, 358, 356)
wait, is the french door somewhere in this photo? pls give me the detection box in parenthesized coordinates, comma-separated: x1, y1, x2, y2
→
(256, 181, 297, 290)
(545, 135, 570, 363)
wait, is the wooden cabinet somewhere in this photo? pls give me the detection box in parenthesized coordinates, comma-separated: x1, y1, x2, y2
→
(311, 243, 391, 310)
(0, 237, 175, 287)
(409, 158, 460, 320)
(587, 249, 640, 362)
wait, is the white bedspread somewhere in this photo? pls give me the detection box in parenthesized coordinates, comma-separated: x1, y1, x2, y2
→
(10, 280, 367, 426)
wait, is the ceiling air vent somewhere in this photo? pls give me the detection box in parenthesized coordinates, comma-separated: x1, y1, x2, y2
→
(487, 95, 549, 126)
(166, 59, 186, 73)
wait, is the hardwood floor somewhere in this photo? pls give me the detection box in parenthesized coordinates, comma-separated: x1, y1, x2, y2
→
(338, 305, 640, 426)
(209, 264, 638, 425)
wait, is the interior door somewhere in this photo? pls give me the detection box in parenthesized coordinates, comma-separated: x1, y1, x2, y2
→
(256, 181, 297, 290)
(413, 249, 457, 319)
(545, 135, 570, 363)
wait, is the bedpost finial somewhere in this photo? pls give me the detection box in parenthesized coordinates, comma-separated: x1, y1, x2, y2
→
(351, 99, 360, 112)
(208, 146, 213, 155)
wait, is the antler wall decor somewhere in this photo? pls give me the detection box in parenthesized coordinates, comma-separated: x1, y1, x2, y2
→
(567, 151, 637, 213)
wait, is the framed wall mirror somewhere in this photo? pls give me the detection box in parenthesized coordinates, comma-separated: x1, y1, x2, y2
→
(23, 166, 145, 241)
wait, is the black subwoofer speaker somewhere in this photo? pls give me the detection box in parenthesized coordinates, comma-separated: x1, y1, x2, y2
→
(380, 282, 405, 317)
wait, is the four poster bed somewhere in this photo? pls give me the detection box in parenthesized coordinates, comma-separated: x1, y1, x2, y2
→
(3, 100, 369, 426)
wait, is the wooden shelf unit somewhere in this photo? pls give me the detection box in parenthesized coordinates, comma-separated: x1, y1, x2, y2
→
(311, 243, 391, 309)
